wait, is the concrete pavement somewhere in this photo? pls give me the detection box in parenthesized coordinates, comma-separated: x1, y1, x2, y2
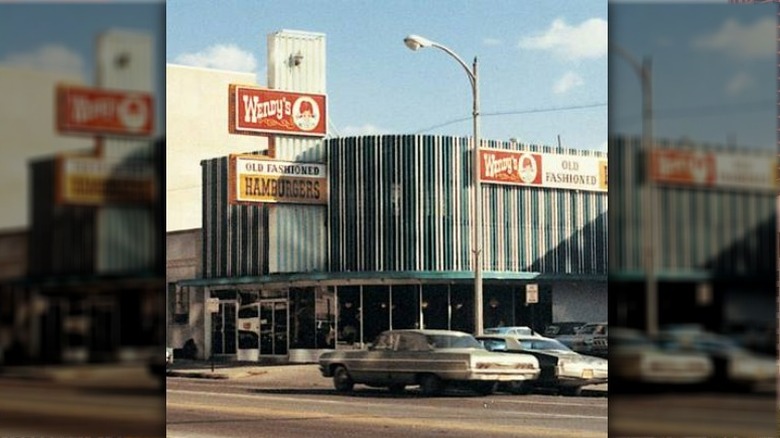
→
(167, 359, 608, 393)
(0, 362, 160, 389)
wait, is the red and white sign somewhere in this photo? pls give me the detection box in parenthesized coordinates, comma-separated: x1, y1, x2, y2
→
(480, 148, 607, 192)
(56, 85, 154, 136)
(650, 149, 715, 186)
(650, 149, 775, 191)
(229, 85, 327, 137)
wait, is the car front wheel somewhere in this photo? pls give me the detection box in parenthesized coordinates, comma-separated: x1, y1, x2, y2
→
(332, 366, 354, 393)
(419, 374, 443, 396)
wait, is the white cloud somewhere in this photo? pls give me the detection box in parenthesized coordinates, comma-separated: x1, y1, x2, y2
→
(691, 17, 775, 59)
(173, 44, 257, 72)
(725, 71, 753, 96)
(340, 124, 387, 137)
(1, 44, 85, 77)
(483, 38, 502, 46)
(519, 18, 607, 60)
(553, 71, 584, 94)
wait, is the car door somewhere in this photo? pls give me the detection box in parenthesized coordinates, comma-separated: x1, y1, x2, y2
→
(389, 332, 431, 384)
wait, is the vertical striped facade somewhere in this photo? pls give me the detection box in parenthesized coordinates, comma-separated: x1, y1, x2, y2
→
(202, 156, 270, 278)
(327, 135, 608, 276)
(266, 30, 328, 274)
(29, 151, 161, 276)
(609, 136, 776, 276)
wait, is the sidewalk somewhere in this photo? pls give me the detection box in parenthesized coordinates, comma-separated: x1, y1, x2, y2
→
(167, 360, 608, 393)
(167, 359, 327, 386)
(0, 363, 160, 389)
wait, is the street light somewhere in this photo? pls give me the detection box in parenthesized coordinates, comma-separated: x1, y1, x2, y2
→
(610, 43, 657, 336)
(404, 34, 484, 335)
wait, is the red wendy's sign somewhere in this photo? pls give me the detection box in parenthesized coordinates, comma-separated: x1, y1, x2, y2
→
(650, 149, 716, 186)
(480, 149, 544, 185)
(56, 85, 154, 136)
(229, 84, 327, 137)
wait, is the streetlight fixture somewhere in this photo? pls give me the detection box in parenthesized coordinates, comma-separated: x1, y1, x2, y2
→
(403, 34, 484, 335)
(610, 43, 657, 336)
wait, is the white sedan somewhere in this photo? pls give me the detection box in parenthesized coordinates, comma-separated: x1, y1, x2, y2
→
(477, 334, 607, 396)
(611, 327, 713, 386)
(657, 327, 776, 391)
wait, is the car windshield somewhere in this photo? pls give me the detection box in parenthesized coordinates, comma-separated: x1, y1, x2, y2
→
(425, 334, 483, 349)
(519, 339, 573, 352)
(659, 334, 742, 354)
(578, 324, 607, 335)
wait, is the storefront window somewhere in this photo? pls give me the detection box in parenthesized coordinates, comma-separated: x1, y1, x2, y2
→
(363, 286, 390, 344)
(514, 285, 552, 333)
(171, 283, 189, 325)
(237, 304, 259, 350)
(337, 286, 361, 346)
(315, 287, 335, 349)
(289, 288, 315, 349)
(450, 284, 474, 334)
(391, 285, 419, 330)
(484, 287, 514, 329)
(422, 285, 449, 330)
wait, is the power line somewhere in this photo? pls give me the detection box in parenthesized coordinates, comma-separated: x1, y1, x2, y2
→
(413, 102, 606, 134)
(613, 99, 775, 125)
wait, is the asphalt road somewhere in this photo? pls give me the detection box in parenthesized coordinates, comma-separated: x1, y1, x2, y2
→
(0, 377, 165, 437)
(609, 392, 778, 437)
(166, 378, 608, 438)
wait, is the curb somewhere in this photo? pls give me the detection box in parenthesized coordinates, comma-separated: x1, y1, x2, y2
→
(166, 370, 230, 380)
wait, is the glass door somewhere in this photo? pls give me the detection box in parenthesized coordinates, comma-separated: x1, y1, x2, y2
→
(259, 300, 288, 356)
(211, 301, 237, 356)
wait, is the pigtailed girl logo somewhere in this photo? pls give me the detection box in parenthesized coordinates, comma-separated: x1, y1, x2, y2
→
(117, 94, 150, 132)
(518, 153, 540, 184)
(292, 96, 320, 131)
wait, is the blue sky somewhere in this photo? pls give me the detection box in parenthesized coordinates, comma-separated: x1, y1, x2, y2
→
(166, 0, 608, 151)
(0, 2, 165, 136)
(610, 2, 777, 151)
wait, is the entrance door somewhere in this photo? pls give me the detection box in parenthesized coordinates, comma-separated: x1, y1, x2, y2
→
(259, 300, 288, 356)
(89, 299, 117, 363)
(211, 301, 237, 356)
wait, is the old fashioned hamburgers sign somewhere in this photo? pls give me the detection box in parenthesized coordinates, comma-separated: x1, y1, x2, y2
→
(56, 155, 155, 205)
(229, 154, 327, 205)
(56, 85, 154, 136)
(229, 84, 327, 137)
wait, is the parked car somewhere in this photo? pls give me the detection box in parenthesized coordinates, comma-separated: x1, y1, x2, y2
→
(484, 326, 542, 337)
(656, 326, 776, 391)
(543, 322, 586, 338)
(318, 329, 540, 396)
(562, 322, 608, 357)
(610, 327, 713, 387)
(477, 334, 607, 396)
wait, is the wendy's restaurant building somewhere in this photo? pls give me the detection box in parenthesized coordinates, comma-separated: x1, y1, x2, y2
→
(0, 30, 164, 366)
(608, 135, 777, 353)
(166, 30, 608, 363)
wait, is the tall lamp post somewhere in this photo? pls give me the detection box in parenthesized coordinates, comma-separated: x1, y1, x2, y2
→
(404, 34, 484, 335)
(610, 43, 657, 336)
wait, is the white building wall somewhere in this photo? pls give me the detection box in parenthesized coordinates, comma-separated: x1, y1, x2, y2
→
(166, 64, 268, 232)
(166, 229, 206, 356)
(0, 67, 93, 229)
